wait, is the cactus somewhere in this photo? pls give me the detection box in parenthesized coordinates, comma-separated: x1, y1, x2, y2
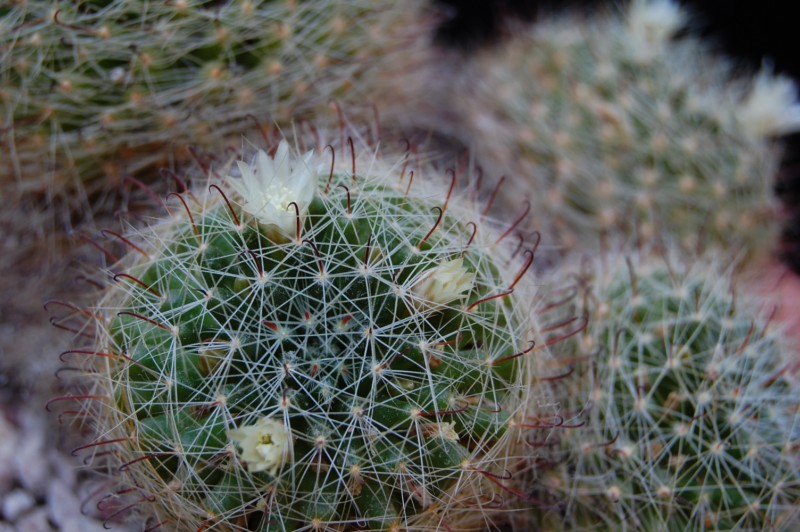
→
(532, 251, 800, 530)
(431, 0, 800, 258)
(0, 0, 427, 220)
(59, 138, 553, 530)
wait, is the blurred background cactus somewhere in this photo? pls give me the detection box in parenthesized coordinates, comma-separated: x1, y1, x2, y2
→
(0, 0, 428, 227)
(64, 138, 553, 529)
(533, 252, 800, 530)
(415, 0, 800, 260)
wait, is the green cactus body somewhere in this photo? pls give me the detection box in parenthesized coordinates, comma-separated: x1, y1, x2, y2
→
(77, 141, 547, 530)
(536, 254, 800, 530)
(0, 0, 425, 216)
(441, 0, 798, 258)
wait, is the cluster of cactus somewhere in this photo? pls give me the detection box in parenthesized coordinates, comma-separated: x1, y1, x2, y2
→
(532, 253, 800, 530)
(65, 139, 555, 530)
(437, 0, 800, 257)
(36, 1, 800, 531)
(0, 0, 424, 216)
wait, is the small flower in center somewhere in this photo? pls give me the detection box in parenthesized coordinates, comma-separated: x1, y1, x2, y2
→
(228, 417, 291, 475)
(228, 140, 319, 241)
(411, 258, 475, 308)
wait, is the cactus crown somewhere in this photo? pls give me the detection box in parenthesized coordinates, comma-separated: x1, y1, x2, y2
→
(75, 140, 546, 530)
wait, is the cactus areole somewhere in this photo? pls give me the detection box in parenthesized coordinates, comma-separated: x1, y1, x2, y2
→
(93, 142, 536, 530)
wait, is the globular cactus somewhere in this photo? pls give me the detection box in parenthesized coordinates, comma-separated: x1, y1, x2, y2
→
(533, 251, 800, 530)
(435, 0, 800, 258)
(59, 137, 554, 530)
(0, 0, 427, 219)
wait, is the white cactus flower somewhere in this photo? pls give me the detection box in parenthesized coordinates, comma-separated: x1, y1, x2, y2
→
(411, 258, 475, 308)
(738, 72, 800, 137)
(229, 141, 319, 241)
(626, 0, 684, 58)
(228, 417, 291, 475)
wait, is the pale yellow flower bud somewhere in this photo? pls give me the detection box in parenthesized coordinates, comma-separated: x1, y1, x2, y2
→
(228, 417, 291, 475)
(411, 258, 475, 308)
